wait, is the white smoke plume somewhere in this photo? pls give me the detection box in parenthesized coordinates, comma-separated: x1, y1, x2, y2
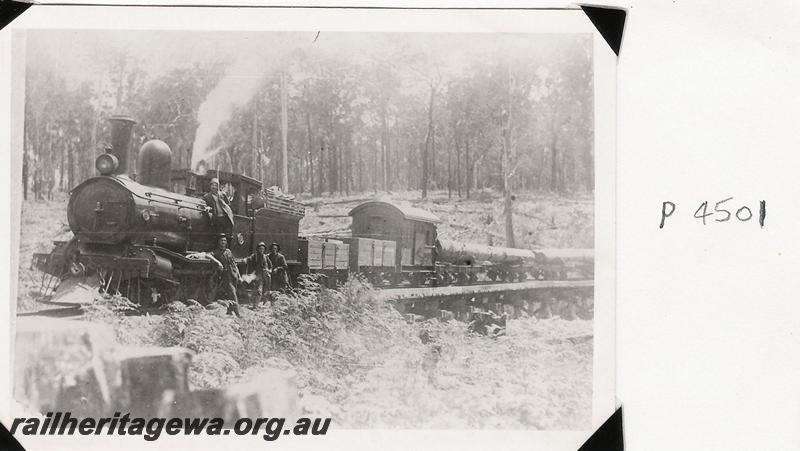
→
(191, 57, 268, 170)
(190, 35, 306, 170)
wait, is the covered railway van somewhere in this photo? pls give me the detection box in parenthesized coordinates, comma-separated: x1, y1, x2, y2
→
(348, 201, 440, 269)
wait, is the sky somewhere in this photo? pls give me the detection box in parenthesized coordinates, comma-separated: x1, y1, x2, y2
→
(26, 29, 589, 88)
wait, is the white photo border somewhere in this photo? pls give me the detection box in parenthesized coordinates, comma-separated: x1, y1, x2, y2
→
(0, 5, 617, 451)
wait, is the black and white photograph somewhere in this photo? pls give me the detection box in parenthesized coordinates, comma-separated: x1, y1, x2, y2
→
(4, 6, 616, 451)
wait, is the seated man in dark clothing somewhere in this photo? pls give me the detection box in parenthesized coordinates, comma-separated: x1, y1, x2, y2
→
(267, 242, 291, 291)
(243, 241, 272, 305)
(202, 178, 234, 239)
(210, 234, 241, 317)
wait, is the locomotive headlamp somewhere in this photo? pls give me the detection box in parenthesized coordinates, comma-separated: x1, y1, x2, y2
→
(141, 210, 152, 222)
(95, 153, 119, 175)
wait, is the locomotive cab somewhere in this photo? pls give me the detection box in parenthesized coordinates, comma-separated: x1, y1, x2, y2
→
(170, 169, 264, 258)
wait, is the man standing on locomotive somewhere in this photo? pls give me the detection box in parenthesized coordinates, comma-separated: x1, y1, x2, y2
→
(244, 241, 272, 305)
(268, 242, 291, 291)
(202, 178, 234, 239)
(211, 234, 242, 317)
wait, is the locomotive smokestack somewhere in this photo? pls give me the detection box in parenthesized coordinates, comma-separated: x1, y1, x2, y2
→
(137, 140, 173, 190)
(108, 115, 137, 175)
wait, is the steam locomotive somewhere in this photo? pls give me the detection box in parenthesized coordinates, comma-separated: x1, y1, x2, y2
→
(33, 116, 593, 306)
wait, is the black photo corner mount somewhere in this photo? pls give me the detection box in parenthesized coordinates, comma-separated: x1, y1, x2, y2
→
(581, 5, 626, 56)
(0, 421, 26, 451)
(578, 406, 624, 451)
(0, 0, 31, 32)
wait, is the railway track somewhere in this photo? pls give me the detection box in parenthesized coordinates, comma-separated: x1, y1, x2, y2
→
(381, 279, 593, 322)
(23, 277, 593, 322)
(377, 279, 593, 302)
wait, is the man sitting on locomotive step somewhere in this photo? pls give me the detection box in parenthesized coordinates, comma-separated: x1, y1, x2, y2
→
(244, 241, 272, 305)
(211, 234, 242, 317)
(268, 242, 291, 291)
(202, 178, 234, 239)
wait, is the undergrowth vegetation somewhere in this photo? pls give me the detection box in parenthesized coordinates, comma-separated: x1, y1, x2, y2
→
(80, 276, 592, 429)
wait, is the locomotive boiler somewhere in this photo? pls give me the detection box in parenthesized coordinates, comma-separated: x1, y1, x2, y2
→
(36, 116, 230, 304)
(69, 116, 218, 252)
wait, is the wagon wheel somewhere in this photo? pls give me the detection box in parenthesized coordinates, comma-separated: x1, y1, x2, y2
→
(533, 299, 554, 319)
(440, 271, 453, 286)
(577, 294, 594, 320)
(559, 300, 579, 321)
(390, 272, 402, 286)
(417, 272, 436, 286)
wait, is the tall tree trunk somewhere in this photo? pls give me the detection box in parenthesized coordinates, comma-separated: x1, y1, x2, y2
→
(59, 138, 64, 193)
(381, 107, 388, 191)
(357, 144, 363, 192)
(385, 126, 392, 191)
(372, 140, 377, 194)
(328, 138, 336, 196)
(68, 142, 74, 191)
(22, 122, 30, 201)
(337, 136, 343, 196)
(252, 99, 258, 178)
(447, 141, 452, 199)
(307, 113, 315, 196)
(280, 73, 289, 192)
(550, 131, 559, 193)
(115, 60, 126, 110)
(431, 123, 436, 190)
(318, 142, 325, 196)
(502, 109, 515, 248)
(454, 121, 461, 198)
(346, 134, 352, 196)
(22, 148, 28, 200)
(422, 84, 435, 198)
(584, 144, 594, 193)
(465, 133, 471, 199)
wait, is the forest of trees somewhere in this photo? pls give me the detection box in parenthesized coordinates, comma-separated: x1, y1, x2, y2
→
(22, 32, 594, 204)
